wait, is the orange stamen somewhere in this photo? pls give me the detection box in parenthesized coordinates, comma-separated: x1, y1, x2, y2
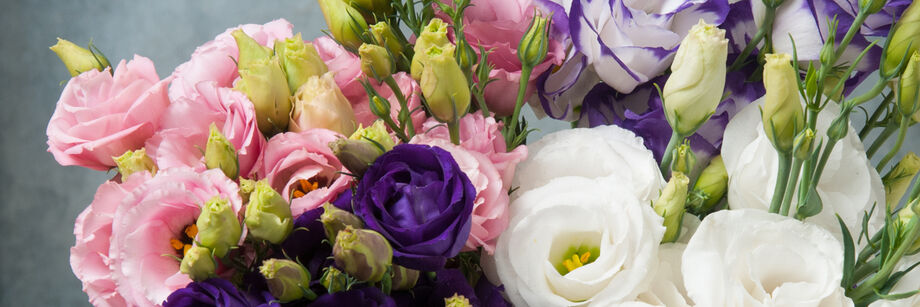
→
(184, 224, 198, 239)
(170, 239, 184, 250)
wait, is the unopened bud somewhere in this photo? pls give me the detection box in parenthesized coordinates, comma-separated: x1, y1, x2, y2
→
(321, 202, 364, 241)
(687, 156, 728, 215)
(260, 259, 312, 302)
(793, 128, 816, 161)
(113, 148, 157, 178)
(239, 178, 256, 205)
(289, 72, 357, 136)
(370, 22, 404, 58)
(196, 197, 242, 258)
(882, 152, 920, 210)
(274, 33, 328, 94)
(349, 0, 394, 21)
(826, 113, 850, 141)
(321, 267, 348, 293)
(245, 180, 294, 244)
(896, 199, 920, 254)
(455, 40, 478, 73)
(179, 246, 216, 281)
(883, 0, 920, 76)
(350, 120, 395, 151)
(654, 172, 690, 243)
(670, 142, 697, 175)
(445, 294, 473, 307)
(411, 18, 450, 80)
(391, 265, 419, 291)
(369, 95, 392, 121)
(50, 38, 110, 76)
(359, 43, 393, 79)
(518, 11, 551, 68)
(330, 138, 385, 177)
(236, 56, 292, 136)
(762, 53, 805, 152)
(333, 226, 393, 282)
(420, 44, 471, 122)
(231, 29, 272, 72)
(318, 0, 368, 50)
(205, 123, 239, 180)
(899, 52, 920, 118)
(859, 0, 887, 14)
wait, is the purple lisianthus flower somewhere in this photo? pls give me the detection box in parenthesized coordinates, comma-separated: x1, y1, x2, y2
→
(391, 268, 510, 306)
(279, 206, 333, 279)
(311, 286, 396, 307)
(163, 278, 279, 307)
(354, 144, 476, 271)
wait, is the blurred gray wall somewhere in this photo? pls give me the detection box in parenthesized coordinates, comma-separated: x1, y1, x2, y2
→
(0, 1, 917, 306)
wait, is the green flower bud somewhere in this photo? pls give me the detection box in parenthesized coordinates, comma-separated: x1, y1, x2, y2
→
(654, 172, 689, 243)
(245, 180, 294, 244)
(793, 128, 816, 161)
(370, 22, 404, 58)
(231, 29, 273, 72)
(687, 156, 728, 215)
(411, 18, 450, 80)
(444, 294, 473, 307)
(518, 12, 551, 69)
(860, 0, 887, 15)
(320, 267, 348, 293)
(318, 0, 369, 50)
(239, 178, 256, 205)
(896, 199, 920, 254)
(274, 33, 329, 94)
(899, 52, 920, 118)
(883, 0, 920, 76)
(420, 45, 471, 122)
(369, 95, 392, 121)
(826, 113, 850, 141)
(330, 138, 385, 177)
(350, 120, 395, 151)
(49, 38, 110, 77)
(390, 265, 419, 291)
(349, 0, 393, 19)
(359, 43, 393, 79)
(662, 20, 729, 137)
(882, 152, 920, 210)
(670, 142, 697, 175)
(761, 53, 805, 152)
(205, 123, 239, 180)
(333, 227, 393, 282)
(236, 56, 292, 136)
(179, 246, 217, 281)
(196, 197, 242, 258)
(321, 202, 365, 241)
(260, 259, 312, 302)
(455, 40, 478, 74)
(113, 148, 157, 178)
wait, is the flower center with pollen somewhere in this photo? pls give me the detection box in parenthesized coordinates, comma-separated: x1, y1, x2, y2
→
(169, 224, 198, 258)
(290, 177, 329, 199)
(554, 245, 600, 275)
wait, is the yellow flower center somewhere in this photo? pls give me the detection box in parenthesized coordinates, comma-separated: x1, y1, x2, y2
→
(554, 245, 600, 275)
(169, 224, 198, 258)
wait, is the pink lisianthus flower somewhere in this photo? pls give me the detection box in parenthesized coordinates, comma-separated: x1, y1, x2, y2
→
(313, 36, 426, 130)
(46, 55, 171, 171)
(410, 111, 527, 253)
(167, 19, 293, 99)
(108, 168, 242, 307)
(71, 172, 152, 307)
(445, 0, 566, 116)
(257, 129, 352, 217)
(145, 82, 265, 177)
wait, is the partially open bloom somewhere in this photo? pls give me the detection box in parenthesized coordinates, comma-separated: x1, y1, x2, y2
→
(235, 55, 292, 135)
(420, 44, 471, 122)
(289, 72, 357, 136)
(47, 55, 170, 171)
(245, 180, 294, 244)
(411, 18, 450, 80)
(196, 197, 242, 257)
(332, 227, 393, 282)
(114, 148, 158, 178)
(260, 259, 312, 302)
(317, 0, 368, 50)
(179, 246, 216, 281)
(761, 53, 804, 152)
(683, 209, 852, 306)
(274, 33, 328, 93)
(722, 98, 885, 239)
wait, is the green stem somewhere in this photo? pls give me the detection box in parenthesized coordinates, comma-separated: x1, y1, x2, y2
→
(834, 10, 869, 62)
(659, 131, 683, 176)
(447, 120, 461, 145)
(876, 117, 909, 173)
(859, 93, 894, 140)
(780, 157, 804, 216)
(729, 7, 776, 71)
(848, 225, 920, 300)
(769, 153, 792, 214)
(507, 65, 533, 137)
(383, 75, 415, 137)
(851, 257, 882, 286)
(474, 90, 489, 116)
(867, 123, 898, 159)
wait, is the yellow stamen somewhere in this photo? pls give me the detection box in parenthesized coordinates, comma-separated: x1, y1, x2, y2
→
(580, 251, 591, 264)
(184, 224, 198, 239)
(170, 239, 184, 250)
(183, 244, 191, 256)
(561, 251, 594, 274)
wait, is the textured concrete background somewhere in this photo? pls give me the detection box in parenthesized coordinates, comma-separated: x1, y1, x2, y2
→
(0, 1, 916, 306)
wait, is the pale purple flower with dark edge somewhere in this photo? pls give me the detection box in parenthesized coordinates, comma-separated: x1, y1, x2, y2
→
(162, 278, 279, 307)
(530, 0, 730, 120)
(353, 144, 476, 271)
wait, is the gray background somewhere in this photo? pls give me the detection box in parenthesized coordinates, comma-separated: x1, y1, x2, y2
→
(0, 1, 915, 306)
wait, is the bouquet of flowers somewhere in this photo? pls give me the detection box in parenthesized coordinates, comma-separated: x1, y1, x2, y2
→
(46, 0, 920, 306)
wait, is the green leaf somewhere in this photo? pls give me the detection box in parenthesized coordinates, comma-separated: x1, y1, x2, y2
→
(838, 214, 856, 288)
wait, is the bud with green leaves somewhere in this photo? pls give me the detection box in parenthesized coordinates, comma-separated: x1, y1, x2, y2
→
(370, 22, 404, 58)
(274, 33, 328, 94)
(321, 267, 348, 293)
(883, 152, 920, 210)
(518, 11, 551, 68)
(445, 294, 473, 307)
(321, 203, 365, 241)
(896, 199, 920, 254)
(391, 265, 419, 291)
(350, 120, 395, 151)
(654, 172, 690, 243)
(205, 123, 239, 180)
(50, 38, 110, 77)
(671, 142, 697, 175)
(231, 29, 272, 71)
(859, 0, 887, 15)
(349, 0, 393, 20)
(359, 43, 393, 79)
(196, 197, 242, 258)
(260, 259, 312, 302)
(420, 45, 471, 122)
(687, 156, 728, 215)
(330, 138, 385, 177)
(411, 18, 450, 80)
(318, 0, 369, 50)
(899, 52, 920, 118)
(761, 53, 804, 152)
(793, 128, 816, 161)
(333, 226, 393, 282)
(236, 55, 292, 136)
(245, 180, 294, 244)
(179, 246, 217, 281)
(883, 0, 920, 76)
(113, 148, 157, 178)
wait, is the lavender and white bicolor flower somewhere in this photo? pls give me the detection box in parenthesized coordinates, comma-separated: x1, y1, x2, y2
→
(530, 0, 730, 120)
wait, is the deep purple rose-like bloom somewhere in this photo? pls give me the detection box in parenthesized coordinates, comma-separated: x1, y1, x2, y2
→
(354, 144, 476, 271)
(392, 268, 511, 307)
(311, 286, 396, 307)
(163, 278, 279, 307)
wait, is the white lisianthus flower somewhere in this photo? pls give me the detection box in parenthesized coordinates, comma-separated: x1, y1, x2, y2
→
(868, 254, 920, 307)
(621, 243, 693, 307)
(511, 125, 665, 202)
(492, 176, 666, 306)
(683, 209, 853, 307)
(722, 98, 885, 238)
